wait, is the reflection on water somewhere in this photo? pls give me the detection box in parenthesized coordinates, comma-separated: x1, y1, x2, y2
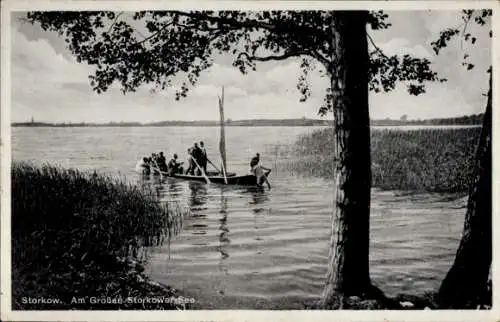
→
(218, 194, 229, 280)
(247, 185, 269, 207)
(188, 181, 209, 213)
(144, 175, 464, 309)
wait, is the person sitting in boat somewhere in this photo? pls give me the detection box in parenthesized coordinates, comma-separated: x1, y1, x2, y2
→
(185, 148, 195, 175)
(250, 153, 271, 187)
(168, 154, 184, 175)
(135, 157, 151, 175)
(157, 152, 168, 171)
(150, 153, 156, 166)
(200, 141, 208, 173)
(149, 153, 160, 174)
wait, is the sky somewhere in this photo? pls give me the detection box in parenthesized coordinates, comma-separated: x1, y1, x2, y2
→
(10, 10, 492, 123)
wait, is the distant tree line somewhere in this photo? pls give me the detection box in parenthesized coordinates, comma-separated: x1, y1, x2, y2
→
(13, 114, 484, 127)
(370, 113, 484, 126)
(12, 119, 330, 127)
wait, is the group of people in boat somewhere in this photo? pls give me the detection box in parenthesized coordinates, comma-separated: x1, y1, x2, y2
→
(136, 142, 270, 186)
(135, 152, 168, 175)
(135, 141, 210, 176)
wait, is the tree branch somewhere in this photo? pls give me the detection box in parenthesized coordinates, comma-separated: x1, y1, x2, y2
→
(367, 32, 388, 59)
(135, 20, 174, 45)
(239, 50, 327, 65)
(169, 10, 277, 31)
(107, 11, 124, 33)
(246, 52, 299, 62)
(169, 10, 331, 44)
(460, 11, 473, 50)
(133, 14, 232, 47)
(165, 11, 331, 66)
(207, 29, 225, 43)
(310, 50, 330, 67)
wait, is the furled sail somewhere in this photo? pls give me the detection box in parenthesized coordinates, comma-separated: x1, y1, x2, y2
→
(218, 87, 228, 183)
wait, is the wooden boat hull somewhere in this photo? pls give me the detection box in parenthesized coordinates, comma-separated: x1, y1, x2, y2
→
(148, 169, 270, 186)
(147, 167, 271, 186)
(169, 172, 269, 186)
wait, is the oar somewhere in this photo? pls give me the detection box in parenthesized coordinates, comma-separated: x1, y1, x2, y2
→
(264, 169, 272, 189)
(207, 158, 222, 174)
(192, 157, 211, 184)
(151, 165, 169, 177)
(256, 166, 271, 189)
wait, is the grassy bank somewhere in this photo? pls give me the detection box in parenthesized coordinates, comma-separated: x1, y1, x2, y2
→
(12, 162, 189, 310)
(274, 127, 481, 193)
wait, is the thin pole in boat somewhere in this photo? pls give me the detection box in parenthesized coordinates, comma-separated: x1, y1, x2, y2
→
(218, 86, 228, 184)
(220, 159, 228, 184)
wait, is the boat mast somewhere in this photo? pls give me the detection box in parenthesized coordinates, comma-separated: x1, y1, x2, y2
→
(218, 86, 228, 184)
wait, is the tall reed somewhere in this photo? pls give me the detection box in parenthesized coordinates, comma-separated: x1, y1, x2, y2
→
(12, 162, 186, 309)
(271, 127, 480, 193)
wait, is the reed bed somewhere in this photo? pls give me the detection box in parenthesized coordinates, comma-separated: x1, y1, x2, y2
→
(271, 127, 481, 193)
(11, 162, 187, 310)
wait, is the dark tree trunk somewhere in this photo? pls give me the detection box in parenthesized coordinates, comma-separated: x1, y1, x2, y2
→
(437, 72, 492, 308)
(321, 11, 376, 307)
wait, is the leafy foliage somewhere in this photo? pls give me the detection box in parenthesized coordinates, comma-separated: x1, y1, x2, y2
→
(25, 10, 444, 115)
(431, 9, 492, 71)
(368, 52, 446, 96)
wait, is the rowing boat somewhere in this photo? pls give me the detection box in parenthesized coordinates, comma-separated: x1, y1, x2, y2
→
(169, 171, 271, 185)
(149, 166, 271, 186)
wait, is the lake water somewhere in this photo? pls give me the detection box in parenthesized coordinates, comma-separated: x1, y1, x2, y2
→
(11, 126, 467, 309)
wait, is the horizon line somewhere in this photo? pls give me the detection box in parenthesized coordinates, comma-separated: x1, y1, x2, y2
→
(12, 113, 485, 125)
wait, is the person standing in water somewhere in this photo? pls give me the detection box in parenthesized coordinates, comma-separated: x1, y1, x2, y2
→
(250, 153, 261, 170)
(250, 153, 271, 188)
(168, 153, 183, 175)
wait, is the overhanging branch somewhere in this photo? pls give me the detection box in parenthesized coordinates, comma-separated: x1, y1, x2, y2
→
(134, 11, 331, 66)
(241, 51, 300, 62)
(133, 12, 241, 47)
(135, 20, 174, 45)
(310, 50, 330, 67)
(239, 49, 330, 67)
(169, 10, 330, 45)
(170, 10, 277, 31)
(107, 12, 124, 33)
(367, 32, 388, 59)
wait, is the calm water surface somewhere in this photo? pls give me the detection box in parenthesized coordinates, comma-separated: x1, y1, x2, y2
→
(12, 126, 466, 309)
